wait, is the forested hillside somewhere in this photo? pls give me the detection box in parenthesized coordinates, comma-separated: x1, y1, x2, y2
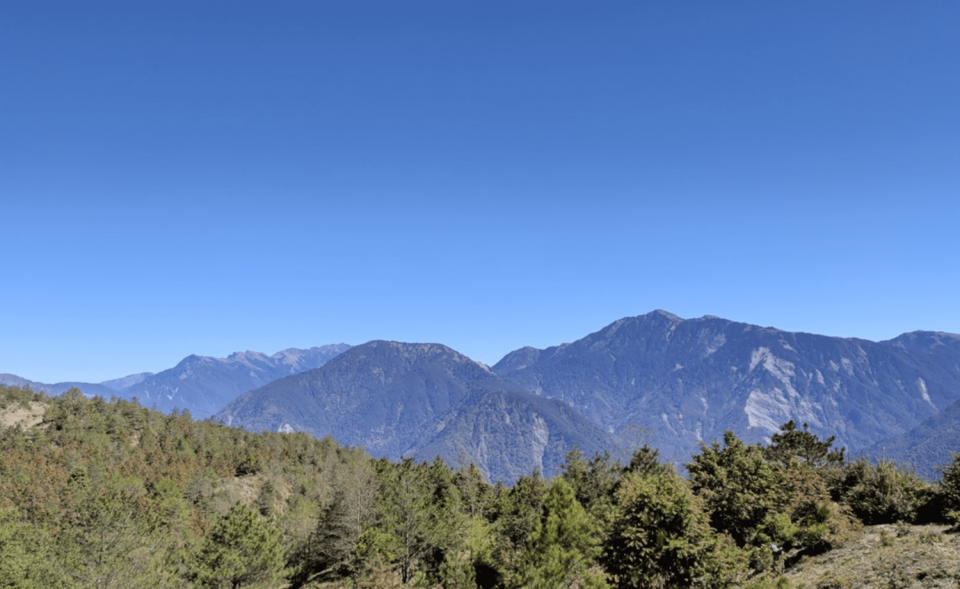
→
(3, 384, 960, 588)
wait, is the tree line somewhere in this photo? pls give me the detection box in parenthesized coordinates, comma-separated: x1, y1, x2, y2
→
(1, 384, 960, 588)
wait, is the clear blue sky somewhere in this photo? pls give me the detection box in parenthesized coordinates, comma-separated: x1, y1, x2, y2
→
(2, 1, 958, 383)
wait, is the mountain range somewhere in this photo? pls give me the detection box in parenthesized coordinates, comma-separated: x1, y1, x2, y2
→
(6, 311, 960, 482)
(494, 311, 960, 464)
(216, 341, 620, 484)
(0, 344, 351, 419)
(215, 312, 960, 482)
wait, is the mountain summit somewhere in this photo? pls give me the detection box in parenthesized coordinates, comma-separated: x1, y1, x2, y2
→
(493, 311, 960, 462)
(216, 340, 619, 483)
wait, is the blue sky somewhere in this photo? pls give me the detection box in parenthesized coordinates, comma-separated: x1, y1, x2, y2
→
(2, 1, 958, 383)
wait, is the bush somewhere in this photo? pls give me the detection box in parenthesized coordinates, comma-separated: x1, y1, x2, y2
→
(687, 431, 782, 547)
(602, 471, 745, 589)
(938, 452, 960, 524)
(831, 459, 930, 525)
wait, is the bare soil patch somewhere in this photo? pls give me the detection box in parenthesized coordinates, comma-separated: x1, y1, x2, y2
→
(0, 401, 46, 429)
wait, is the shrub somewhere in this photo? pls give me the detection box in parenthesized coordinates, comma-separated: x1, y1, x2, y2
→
(938, 452, 960, 524)
(602, 471, 745, 589)
(832, 459, 930, 525)
(687, 431, 782, 547)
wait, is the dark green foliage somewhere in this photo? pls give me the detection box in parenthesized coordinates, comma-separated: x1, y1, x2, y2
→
(832, 459, 931, 524)
(491, 471, 548, 559)
(58, 474, 172, 589)
(507, 478, 607, 589)
(361, 458, 450, 583)
(768, 462, 857, 554)
(289, 459, 378, 585)
(763, 421, 845, 469)
(938, 452, 960, 521)
(624, 444, 669, 478)
(688, 431, 783, 547)
(236, 452, 260, 476)
(3, 384, 956, 587)
(453, 462, 491, 519)
(0, 384, 366, 587)
(559, 447, 622, 521)
(191, 502, 285, 588)
(440, 550, 478, 589)
(255, 480, 275, 517)
(0, 509, 73, 589)
(602, 471, 743, 589)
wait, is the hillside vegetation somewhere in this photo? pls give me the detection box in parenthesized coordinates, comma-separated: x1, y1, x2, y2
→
(2, 384, 960, 588)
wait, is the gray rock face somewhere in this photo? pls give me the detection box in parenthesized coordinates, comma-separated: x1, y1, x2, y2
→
(494, 311, 960, 463)
(215, 341, 620, 484)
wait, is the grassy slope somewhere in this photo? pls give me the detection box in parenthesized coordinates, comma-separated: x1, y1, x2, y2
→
(784, 524, 960, 588)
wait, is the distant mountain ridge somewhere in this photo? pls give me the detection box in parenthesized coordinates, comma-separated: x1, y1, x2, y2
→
(0, 344, 351, 419)
(493, 311, 960, 463)
(0, 374, 118, 399)
(216, 341, 621, 483)
(861, 330, 960, 478)
(7, 312, 960, 482)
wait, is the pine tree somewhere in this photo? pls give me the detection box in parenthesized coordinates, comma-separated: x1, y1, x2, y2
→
(602, 471, 743, 589)
(508, 478, 607, 589)
(763, 421, 844, 469)
(367, 458, 446, 584)
(191, 502, 285, 589)
(0, 510, 73, 589)
(687, 431, 782, 546)
(59, 475, 172, 589)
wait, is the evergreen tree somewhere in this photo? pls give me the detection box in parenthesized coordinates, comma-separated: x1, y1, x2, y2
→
(439, 549, 478, 589)
(940, 451, 960, 522)
(0, 510, 73, 589)
(59, 474, 173, 589)
(366, 458, 446, 584)
(508, 478, 607, 589)
(687, 431, 782, 546)
(191, 502, 286, 589)
(290, 458, 377, 586)
(560, 447, 622, 522)
(763, 421, 844, 469)
(602, 471, 743, 589)
(624, 444, 669, 478)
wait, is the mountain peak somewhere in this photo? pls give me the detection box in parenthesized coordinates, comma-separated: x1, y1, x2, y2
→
(650, 309, 683, 321)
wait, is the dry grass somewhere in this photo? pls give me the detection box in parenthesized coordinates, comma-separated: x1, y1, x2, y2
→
(784, 524, 960, 589)
(0, 401, 47, 430)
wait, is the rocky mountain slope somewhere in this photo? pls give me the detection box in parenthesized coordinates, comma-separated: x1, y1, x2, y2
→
(493, 311, 960, 463)
(116, 345, 351, 417)
(0, 344, 351, 418)
(412, 388, 620, 484)
(216, 341, 620, 483)
(867, 395, 960, 479)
